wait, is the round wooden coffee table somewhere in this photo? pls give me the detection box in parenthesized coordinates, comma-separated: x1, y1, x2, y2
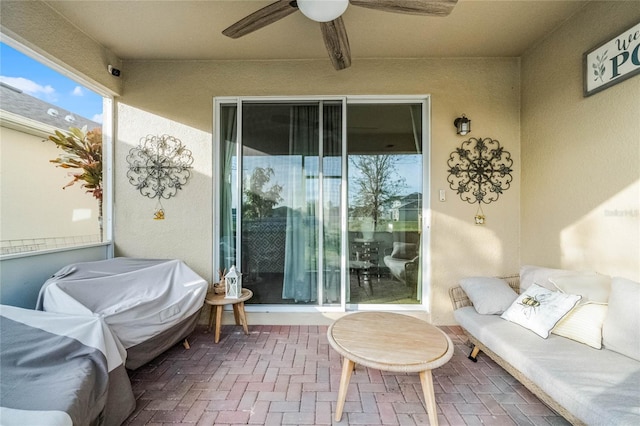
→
(327, 312, 453, 425)
(204, 288, 252, 343)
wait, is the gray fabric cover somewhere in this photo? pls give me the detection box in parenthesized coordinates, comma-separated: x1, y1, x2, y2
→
(38, 257, 208, 369)
(603, 277, 640, 362)
(125, 309, 201, 370)
(455, 306, 640, 425)
(104, 365, 136, 426)
(0, 307, 135, 426)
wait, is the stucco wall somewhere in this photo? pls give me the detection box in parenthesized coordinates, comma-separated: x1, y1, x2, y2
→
(0, 125, 100, 243)
(114, 105, 213, 281)
(521, 1, 640, 281)
(1, 0, 523, 324)
(116, 58, 521, 324)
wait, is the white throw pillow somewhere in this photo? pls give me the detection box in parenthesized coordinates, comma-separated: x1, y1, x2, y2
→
(459, 277, 518, 315)
(501, 284, 581, 338)
(552, 302, 608, 349)
(602, 277, 640, 361)
(550, 273, 611, 304)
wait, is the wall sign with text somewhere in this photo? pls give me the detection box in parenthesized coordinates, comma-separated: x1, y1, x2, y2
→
(584, 22, 640, 97)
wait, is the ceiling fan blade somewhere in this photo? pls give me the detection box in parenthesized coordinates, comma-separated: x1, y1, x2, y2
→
(222, 0, 298, 39)
(349, 0, 457, 17)
(320, 17, 352, 71)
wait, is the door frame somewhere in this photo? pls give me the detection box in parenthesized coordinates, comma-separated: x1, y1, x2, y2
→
(212, 95, 431, 314)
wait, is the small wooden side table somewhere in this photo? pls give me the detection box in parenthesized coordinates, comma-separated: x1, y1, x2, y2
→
(204, 288, 252, 343)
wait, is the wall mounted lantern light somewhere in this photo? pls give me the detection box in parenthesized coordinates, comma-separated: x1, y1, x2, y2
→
(454, 114, 471, 135)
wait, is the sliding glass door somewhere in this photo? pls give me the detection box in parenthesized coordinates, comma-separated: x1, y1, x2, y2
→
(216, 97, 428, 308)
(346, 103, 423, 304)
(218, 100, 343, 305)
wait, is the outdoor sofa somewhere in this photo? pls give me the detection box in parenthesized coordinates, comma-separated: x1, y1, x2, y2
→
(450, 265, 640, 425)
(37, 257, 208, 369)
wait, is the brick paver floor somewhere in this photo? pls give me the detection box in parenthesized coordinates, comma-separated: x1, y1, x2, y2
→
(124, 324, 570, 425)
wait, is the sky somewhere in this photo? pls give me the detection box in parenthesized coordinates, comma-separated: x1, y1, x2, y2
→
(0, 42, 103, 123)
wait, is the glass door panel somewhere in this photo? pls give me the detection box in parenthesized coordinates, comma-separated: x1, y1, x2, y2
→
(346, 103, 423, 304)
(217, 98, 426, 308)
(235, 102, 344, 305)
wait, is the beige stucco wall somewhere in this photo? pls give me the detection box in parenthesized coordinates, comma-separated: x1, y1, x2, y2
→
(8, 0, 638, 325)
(2, 0, 530, 325)
(0, 0, 523, 324)
(521, 1, 640, 281)
(116, 58, 521, 324)
(114, 105, 213, 280)
(0, 125, 100, 243)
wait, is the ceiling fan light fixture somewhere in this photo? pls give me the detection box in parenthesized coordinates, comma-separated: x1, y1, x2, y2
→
(297, 0, 349, 23)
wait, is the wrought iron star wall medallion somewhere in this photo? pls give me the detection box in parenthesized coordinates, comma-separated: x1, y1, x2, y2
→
(126, 135, 193, 218)
(447, 137, 513, 223)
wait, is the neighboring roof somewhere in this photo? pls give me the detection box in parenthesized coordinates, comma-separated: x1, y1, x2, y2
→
(0, 82, 100, 130)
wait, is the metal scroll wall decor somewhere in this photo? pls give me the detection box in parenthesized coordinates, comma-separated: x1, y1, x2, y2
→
(447, 137, 513, 224)
(126, 134, 194, 219)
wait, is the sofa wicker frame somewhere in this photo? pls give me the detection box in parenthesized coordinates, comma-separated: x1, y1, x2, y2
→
(449, 275, 584, 426)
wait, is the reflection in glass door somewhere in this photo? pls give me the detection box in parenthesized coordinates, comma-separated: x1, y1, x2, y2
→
(347, 103, 423, 304)
(218, 101, 343, 305)
(217, 98, 426, 308)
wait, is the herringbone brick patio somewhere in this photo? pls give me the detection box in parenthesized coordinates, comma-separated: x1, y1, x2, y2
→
(124, 324, 570, 425)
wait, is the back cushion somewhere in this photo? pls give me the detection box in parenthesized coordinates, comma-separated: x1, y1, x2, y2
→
(549, 273, 611, 304)
(602, 277, 640, 361)
(520, 265, 588, 291)
(390, 242, 417, 260)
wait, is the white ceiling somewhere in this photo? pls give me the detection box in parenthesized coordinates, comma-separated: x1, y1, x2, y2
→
(43, 0, 588, 63)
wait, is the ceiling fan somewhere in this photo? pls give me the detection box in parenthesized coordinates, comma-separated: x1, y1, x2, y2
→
(222, 0, 458, 71)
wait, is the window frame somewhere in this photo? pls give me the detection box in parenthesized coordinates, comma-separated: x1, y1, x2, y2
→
(0, 37, 115, 259)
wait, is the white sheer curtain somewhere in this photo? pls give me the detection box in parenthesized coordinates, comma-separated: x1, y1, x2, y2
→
(220, 106, 237, 271)
(322, 104, 342, 303)
(282, 105, 319, 302)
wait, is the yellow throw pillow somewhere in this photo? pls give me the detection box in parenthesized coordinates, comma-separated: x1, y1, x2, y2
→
(552, 302, 608, 349)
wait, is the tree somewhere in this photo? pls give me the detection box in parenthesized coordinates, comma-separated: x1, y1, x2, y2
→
(350, 155, 406, 227)
(48, 126, 103, 239)
(243, 167, 283, 219)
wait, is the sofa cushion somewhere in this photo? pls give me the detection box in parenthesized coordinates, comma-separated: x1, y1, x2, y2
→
(603, 277, 640, 361)
(520, 265, 579, 291)
(390, 242, 417, 260)
(455, 307, 640, 425)
(501, 284, 581, 338)
(550, 273, 611, 303)
(459, 277, 518, 315)
(552, 302, 608, 349)
(383, 256, 410, 283)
